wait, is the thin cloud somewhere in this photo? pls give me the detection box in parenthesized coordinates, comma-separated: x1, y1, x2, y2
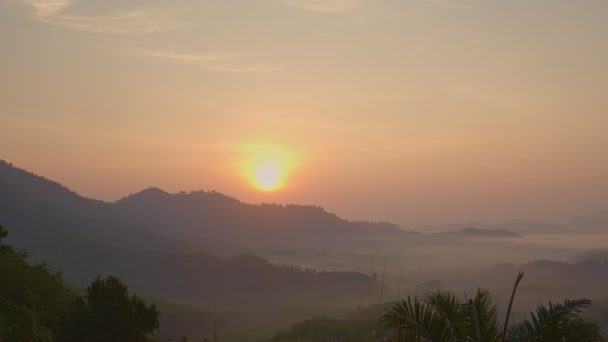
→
(20, 0, 182, 34)
(131, 49, 283, 73)
(204, 65, 284, 73)
(132, 49, 243, 63)
(275, 0, 365, 12)
(22, 0, 74, 16)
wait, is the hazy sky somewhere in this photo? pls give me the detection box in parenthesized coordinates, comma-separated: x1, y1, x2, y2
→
(1, 0, 607, 226)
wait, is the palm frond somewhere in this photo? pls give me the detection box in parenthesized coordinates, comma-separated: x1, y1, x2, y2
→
(380, 296, 455, 342)
(424, 290, 466, 339)
(507, 297, 597, 341)
(462, 289, 500, 342)
(548, 298, 591, 320)
(506, 320, 535, 342)
(501, 272, 524, 342)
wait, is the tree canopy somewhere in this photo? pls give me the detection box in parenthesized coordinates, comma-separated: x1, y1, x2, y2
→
(0, 225, 159, 341)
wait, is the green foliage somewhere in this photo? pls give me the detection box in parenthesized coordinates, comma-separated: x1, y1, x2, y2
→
(380, 296, 454, 341)
(425, 291, 468, 339)
(0, 225, 159, 341)
(507, 298, 603, 341)
(59, 275, 160, 342)
(380, 272, 604, 342)
(0, 224, 74, 341)
(379, 290, 503, 342)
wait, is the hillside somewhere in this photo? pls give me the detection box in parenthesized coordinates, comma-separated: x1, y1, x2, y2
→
(0, 160, 379, 309)
(0, 160, 405, 252)
(114, 187, 405, 248)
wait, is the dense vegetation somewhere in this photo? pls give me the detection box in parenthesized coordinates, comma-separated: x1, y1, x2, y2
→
(380, 273, 605, 341)
(0, 225, 159, 341)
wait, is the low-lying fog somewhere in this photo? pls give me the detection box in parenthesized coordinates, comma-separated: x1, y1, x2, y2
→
(254, 230, 608, 314)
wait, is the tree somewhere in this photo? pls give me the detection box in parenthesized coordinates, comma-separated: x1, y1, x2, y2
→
(507, 298, 603, 341)
(1, 225, 160, 341)
(65, 275, 160, 342)
(0, 225, 74, 341)
(379, 290, 503, 342)
(379, 272, 604, 341)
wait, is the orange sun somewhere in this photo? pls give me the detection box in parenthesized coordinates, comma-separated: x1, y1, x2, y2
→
(241, 144, 296, 192)
(254, 161, 282, 191)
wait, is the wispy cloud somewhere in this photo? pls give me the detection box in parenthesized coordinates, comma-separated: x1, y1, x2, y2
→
(203, 65, 284, 73)
(22, 0, 73, 16)
(131, 49, 283, 73)
(132, 49, 243, 63)
(20, 0, 182, 34)
(274, 0, 365, 12)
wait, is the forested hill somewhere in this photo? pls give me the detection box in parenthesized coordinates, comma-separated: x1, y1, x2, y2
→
(3, 221, 372, 308)
(0, 159, 404, 252)
(115, 187, 404, 245)
(0, 160, 375, 308)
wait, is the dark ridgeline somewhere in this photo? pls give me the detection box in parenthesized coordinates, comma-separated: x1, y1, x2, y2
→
(0, 160, 389, 308)
(113, 187, 405, 248)
(0, 159, 405, 251)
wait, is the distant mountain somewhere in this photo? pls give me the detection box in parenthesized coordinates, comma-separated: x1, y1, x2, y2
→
(491, 219, 561, 234)
(0, 160, 191, 252)
(481, 258, 608, 288)
(566, 212, 608, 232)
(0, 160, 386, 308)
(437, 227, 522, 238)
(577, 249, 608, 263)
(3, 219, 372, 308)
(0, 160, 406, 253)
(114, 187, 406, 248)
(413, 219, 559, 234)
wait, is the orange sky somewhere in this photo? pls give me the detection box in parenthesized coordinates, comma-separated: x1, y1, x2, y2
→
(1, 0, 607, 225)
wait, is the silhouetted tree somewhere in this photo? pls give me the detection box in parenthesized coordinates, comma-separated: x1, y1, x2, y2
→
(65, 275, 160, 342)
(1, 225, 160, 341)
(508, 298, 603, 341)
(0, 225, 73, 341)
(380, 273, 604, 341)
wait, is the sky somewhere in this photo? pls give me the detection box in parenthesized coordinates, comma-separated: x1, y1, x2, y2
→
(1, 0, 607, 226)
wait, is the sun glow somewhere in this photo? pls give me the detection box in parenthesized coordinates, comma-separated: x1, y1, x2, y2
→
(242, 144, 297, 192)
(254, 161, 281, 191)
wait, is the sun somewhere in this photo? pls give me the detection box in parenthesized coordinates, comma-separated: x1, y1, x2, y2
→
(254, 161, 281, 191)
(241, 144, 296, 192)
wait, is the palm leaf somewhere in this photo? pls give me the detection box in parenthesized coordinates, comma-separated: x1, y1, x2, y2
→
(501, 272, 524, 342)
(462, 289, 500, 342)
(424, 290, 466, 339)
(507, 297, 597, 341)
(380, 296, 455, 342)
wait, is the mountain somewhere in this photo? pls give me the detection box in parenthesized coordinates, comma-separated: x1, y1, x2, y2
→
(577, 249, 608, 263)
(566, 212, 608, 232)
(0, 160, 384, 308)
(437, 227, 522, 238)
(413, 220, 557, 234)
(480, 258, 608, 289)
(0, 160, 406, 253)
(0, 161, 191, 252)
(114, 187, 405, 248)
